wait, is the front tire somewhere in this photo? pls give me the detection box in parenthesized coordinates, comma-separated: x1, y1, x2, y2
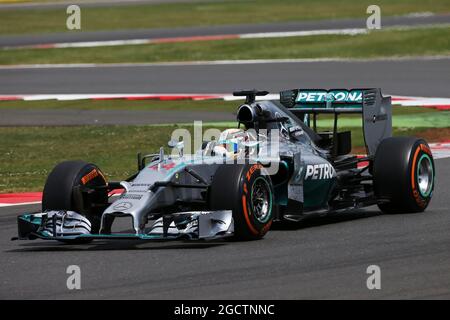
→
(373, 137, 435, 214)
(42, 160, 108, 235)
(209, 164, 274, 240)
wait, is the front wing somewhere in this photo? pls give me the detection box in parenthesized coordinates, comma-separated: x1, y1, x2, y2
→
(13, 210, 234, 242)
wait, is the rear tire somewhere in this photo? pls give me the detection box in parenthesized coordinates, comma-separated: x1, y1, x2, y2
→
(373, 137, 435, 214)
(209, 164, 274, 240)
(42, 160, 108, 239)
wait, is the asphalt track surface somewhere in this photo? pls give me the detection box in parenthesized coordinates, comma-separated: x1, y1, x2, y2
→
(1, 14, 449, 48)
(0, 157, 449, 299)
(2, 58, 449, 97)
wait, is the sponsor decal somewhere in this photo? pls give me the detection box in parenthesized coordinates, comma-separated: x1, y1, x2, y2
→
(81, 169, 99, 185)
(296, 90, 363, 104)
(305, 164, 335, 180)
(246, 163, 263, 181)
(120, 194, 143, 200)
(420, 143, 432, 156)
(241, 195, 259, 235)
(261, 220, 272, 235)
(112, 201, 133, 211)
(411, 146, 424, 207)
(411, 144, 433, 207)
(149, 162, 176, 171)
(412, 188, 424, 207)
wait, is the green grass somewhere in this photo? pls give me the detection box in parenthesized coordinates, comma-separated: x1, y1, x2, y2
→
(317, 112, 450, 128)
(1, 27, 448, 65)
(0, 99, 439, 118)
(0, 124, 215, 192)
(0, 124, 444, 193)
(0, 99, 238, 112)
(0, 99, 446, 192)
(1, 0, 449, 36)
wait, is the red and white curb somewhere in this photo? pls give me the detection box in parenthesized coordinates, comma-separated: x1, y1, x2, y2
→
(0, 93, 225, 102)
(390, 96, 450, 111)
(0, 192, 42, 207)
(1, 93, 449, 110)
(1, 142, 449, 207)
(429, 141, 450, 159)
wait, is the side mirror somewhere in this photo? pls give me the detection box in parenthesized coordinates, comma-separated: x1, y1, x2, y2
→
(168, 140, 184, 157)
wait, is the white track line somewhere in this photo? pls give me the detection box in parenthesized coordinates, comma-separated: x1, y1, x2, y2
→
(0, 201, 41, 208)
(431, 142, 450, 159)
(239, 28, 367, 39)
(1, 56, 449, 69)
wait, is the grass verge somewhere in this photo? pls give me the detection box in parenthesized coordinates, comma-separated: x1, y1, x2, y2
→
(0, 99, 440, 113)
(0, 99, 238, 112)
(0, 99, 445, 126)
(1, 0, 449, 36)
(1, 123, 448, 193)
(1, 27, 448, 65)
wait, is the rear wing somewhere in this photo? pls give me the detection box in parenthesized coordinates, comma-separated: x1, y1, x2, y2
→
(279, 88, 392, 155)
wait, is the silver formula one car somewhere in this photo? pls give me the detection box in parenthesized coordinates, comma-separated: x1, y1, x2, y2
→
(14, 88, 435, 243)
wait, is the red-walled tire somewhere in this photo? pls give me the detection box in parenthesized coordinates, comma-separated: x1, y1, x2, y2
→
(209, 164, 274, 240)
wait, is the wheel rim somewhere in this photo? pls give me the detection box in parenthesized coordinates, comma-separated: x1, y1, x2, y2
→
(417, 154, 434, 197)
(250, 177, 272, 223)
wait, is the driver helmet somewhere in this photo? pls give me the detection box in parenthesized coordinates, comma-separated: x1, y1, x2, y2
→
(213, 128, 257, 158)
